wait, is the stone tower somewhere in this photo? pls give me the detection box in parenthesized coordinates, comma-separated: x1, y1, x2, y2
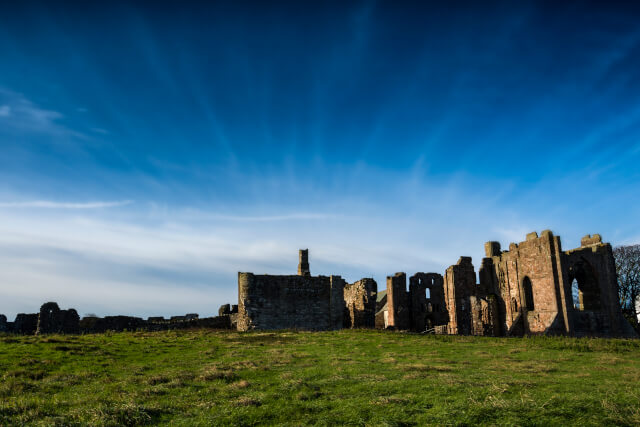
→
(297, 249, 310, 276)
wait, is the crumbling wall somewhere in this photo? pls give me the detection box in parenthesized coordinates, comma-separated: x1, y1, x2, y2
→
(36, 302, 80, 335)
(469, 295, 500, 336)
(409, 273, 447, 332)
(386, 273, 410, 330)
(237, 272, 345, 331)
(480, 231, 565, 335)
(479, 231, 634, 337)
(343, 278, 377, 328)
(13, 313, 38, 335)
(298, 249, 310, 276)
(0, 314, 8, 332)
(219, 304, 232, 316)
(80, 313, 232, 333)
(444, 257, 477, 335)
(330, 276, 347, 329)
(563, 235, 634, 337)
(5, 303, 233, 335)
(79, 315, 146, 333)
(375, 291, 387, 329)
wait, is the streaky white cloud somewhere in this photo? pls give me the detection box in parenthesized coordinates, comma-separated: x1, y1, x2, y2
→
(0, 88, 82, 137)
(195, 212, 345, 222)
(0, 186, 526, 320)
(0, 200, 133, 209)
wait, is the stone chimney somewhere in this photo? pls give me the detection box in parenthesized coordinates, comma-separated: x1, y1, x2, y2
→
(297, 249, 310, 276)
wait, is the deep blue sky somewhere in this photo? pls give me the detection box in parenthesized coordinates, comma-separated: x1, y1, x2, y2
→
(0, 1, 639, 318)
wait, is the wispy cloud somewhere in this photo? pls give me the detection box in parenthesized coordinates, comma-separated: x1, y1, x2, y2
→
(200, 213, 344, 222)
(0, 180, 527, 319)
(0, 200, 133, 209)
(0, 88, 81, 137)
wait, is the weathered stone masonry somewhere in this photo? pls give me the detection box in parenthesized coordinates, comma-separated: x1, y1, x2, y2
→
(383, 272, 448, 332)
(237, 250, 378, 331)
(343, 278, 377, 328)
(237, 231, 636, 337)
(444, 231, 636, 337)
(1, 230, 633, 338)
(2, 302, 235, 335)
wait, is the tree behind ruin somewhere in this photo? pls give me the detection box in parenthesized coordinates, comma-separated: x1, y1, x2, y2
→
(613, 244, 640, 327)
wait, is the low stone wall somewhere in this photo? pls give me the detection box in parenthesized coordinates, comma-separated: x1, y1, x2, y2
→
(13, 313, 39, 335)
(79, 314, 232, 333)
(1, 302, 236, 335)
(36, 302, 80, 335)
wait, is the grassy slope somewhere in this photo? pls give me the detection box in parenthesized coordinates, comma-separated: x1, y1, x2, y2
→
(1, 329, 639, 426)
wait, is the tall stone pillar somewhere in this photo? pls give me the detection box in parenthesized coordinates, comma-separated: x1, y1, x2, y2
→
(298, 249, 310, 276)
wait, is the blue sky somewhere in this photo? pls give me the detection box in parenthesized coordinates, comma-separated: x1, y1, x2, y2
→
(1, 1, 639, 318)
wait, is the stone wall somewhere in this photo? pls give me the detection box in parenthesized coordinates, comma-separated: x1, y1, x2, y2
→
(2, 303, 234, 335)
(237, 272, 346, 331)
(79, 314, 232, 333)
(0, 314, 7, 332)
(36, 302, 80, 335)
(386, 273, 411, 330)
(13, 313, 38, 335)
(469, 295, 500, 336)
(444, 257, 477, 335)
(343, 278, 377, 328)
(563, 235, 633, 337)
(409, 273, 448, 332)
(477, 231, 635, 337)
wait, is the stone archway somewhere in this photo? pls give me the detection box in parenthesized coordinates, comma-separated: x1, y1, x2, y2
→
(568, 259, 600, 311)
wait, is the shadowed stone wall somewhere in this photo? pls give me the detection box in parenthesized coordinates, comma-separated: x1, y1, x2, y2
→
(444, 257, 477, 335)
(409, 273, 448, 332)
(14, 313, 38, 335)
(386, 272, 410, 330)
(36, 302, 80, 335)
(237, 272, 346, 331)
(3, 303, 234, 335)
(0, 314, 7, 332)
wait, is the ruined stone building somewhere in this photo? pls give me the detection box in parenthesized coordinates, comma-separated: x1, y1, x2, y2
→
(1, 302, 235, 335)
(471, 231, 636, 337)
(36, 302, 80, 335)
(343, 278, 377, 328)
(236, 232, 636, 337)
(237, 250, 378, 331)
(379, 272, 448, 332)
(1, 230, 632, 338)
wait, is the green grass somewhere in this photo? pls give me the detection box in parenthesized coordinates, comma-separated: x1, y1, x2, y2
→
(1, 330, 639, 426)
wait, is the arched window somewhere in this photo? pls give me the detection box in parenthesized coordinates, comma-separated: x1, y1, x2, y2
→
(522, 276, 534, 311)
(569, 260, 600, 311)
(571, 278, 580, 309)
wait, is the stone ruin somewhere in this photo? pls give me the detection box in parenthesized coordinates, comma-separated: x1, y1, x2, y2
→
(237, 249, 377, 331)
(344, 278, 377, 328)
(473, 231, 636, 337)
(1, 230, 635, 338)
(236, 232, 637, 337)
(36, 302, 80, 335)
(1, 303, 237, 335)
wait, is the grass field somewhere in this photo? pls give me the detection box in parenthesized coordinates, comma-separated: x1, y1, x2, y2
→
(1, 329, 639, 426)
